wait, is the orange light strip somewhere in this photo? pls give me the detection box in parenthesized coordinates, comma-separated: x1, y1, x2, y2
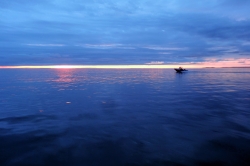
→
(0, 65, 203, 69)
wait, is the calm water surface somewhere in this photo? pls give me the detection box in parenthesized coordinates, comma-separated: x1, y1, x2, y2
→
(0, 68, 250, 166)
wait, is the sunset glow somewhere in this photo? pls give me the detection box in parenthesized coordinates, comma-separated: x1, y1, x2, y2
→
(0, 65, 201, 69)
(0, 60, 250, 69)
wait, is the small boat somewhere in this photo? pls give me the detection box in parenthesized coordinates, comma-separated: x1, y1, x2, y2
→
(174, 67, 188, 72)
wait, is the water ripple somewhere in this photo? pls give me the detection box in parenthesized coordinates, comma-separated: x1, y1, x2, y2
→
(0, 68, 250, 165)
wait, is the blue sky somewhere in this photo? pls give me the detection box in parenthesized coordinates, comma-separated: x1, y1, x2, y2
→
(1, 0, 250, 66)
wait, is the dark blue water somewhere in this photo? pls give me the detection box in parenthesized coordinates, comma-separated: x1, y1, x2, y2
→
(0, 68, 250, 166)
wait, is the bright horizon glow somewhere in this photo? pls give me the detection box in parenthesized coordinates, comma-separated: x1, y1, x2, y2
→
(0, 65, 205, 69)
(0, 60, 250, 69)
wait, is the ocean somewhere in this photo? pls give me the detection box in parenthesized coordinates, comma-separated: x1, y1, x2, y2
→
(0, 68, 250, 166)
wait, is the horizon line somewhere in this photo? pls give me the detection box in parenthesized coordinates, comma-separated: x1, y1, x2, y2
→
(0, 65, 206, 69)
(0, 65, 249, 69)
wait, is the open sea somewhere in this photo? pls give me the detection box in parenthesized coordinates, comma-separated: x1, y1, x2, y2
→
(0, 68, 250, 166)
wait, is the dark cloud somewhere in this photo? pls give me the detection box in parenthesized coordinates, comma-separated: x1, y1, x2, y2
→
(0, 0, 250, 65)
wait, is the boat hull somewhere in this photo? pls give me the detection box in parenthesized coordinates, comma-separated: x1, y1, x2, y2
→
(174, 69, 188, 72)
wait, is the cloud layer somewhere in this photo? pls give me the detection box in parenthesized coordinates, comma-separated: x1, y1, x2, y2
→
(1, 0, 250, 66)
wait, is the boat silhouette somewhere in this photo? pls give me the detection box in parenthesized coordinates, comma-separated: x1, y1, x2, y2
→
(174, 67, 188, 73)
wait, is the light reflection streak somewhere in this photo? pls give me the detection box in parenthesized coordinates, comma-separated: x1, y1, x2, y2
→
(53, 69, 76, 83)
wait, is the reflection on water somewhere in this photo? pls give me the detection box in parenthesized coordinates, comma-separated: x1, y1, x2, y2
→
(51, 69, 79, 91)
(53, 69, 77, 83)
(0, 68, 250, 165)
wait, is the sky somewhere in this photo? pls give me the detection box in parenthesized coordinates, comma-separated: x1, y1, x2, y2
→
(1, 0, 250, 67)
